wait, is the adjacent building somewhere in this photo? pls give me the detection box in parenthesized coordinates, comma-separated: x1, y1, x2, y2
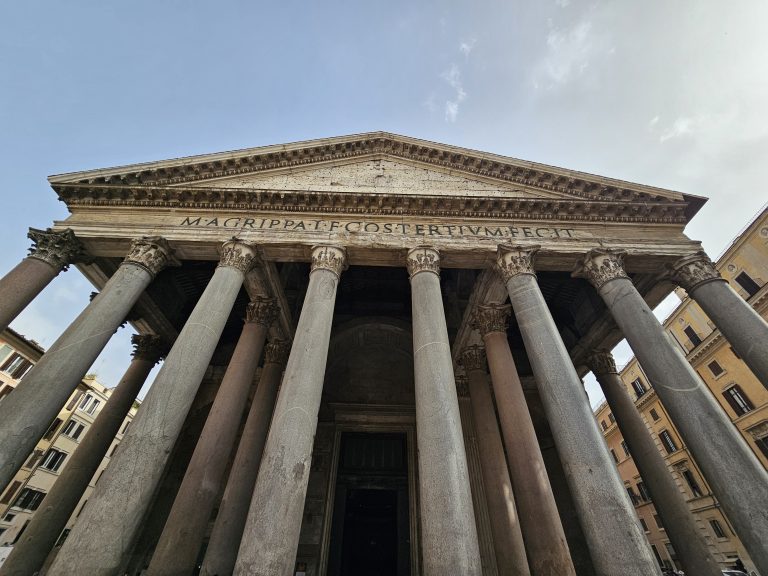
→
(595, 205, 768, 573)
(0, 329, 138, 554)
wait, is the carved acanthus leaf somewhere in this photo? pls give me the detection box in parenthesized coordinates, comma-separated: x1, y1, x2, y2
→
(666, 251, 722, 292)
(310, 245, 347, 277)
(572, 248, 629, 290)
(586, 349, 617, 376)
(123, 236, 180, 277)
(474, 304, 511, 336)
(459, 345, 487, 373)
(218, 239, 259, 273)
(246, 297, 279, 327)
(264, 339, 291, 365)
(406, 247, 440, 278)
(131, 334, 169, 363)
(495, 244, 538, 282)
(27, 228, 89, 270)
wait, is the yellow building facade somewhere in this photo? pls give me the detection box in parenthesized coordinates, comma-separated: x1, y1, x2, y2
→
(0, 329, 138, 556)
(595, 206, 768, 573)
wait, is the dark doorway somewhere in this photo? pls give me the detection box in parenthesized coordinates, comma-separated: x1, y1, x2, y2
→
(327, 432, 410, 576)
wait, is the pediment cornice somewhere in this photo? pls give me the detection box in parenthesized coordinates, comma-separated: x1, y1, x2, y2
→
(49, 132, 706, 223)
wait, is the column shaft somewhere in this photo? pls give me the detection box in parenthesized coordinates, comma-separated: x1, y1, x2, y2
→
(148, 299, 276, 576)
(589, 352, 721, 576)
(576, 250, 768, 574)
(669, 251, 768, 389)
(0, 228, 85, 333)
(0, 236, 175, 490)
(463, 361, 530, 575)
(481, 325, 576, 576)
(408, 247, 482, 576)
(234, 246, 346, 576)
(0, 336, 164, 576)
(498, 246, 659, 576)
(200, 342, 287, 576)
(49, 241, 255, 575)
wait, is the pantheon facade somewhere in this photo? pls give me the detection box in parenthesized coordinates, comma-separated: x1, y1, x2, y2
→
(0, 133, 766, 576)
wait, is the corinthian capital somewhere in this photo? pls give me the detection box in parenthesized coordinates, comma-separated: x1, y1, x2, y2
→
(572, 248, 629, 290)
(311, 245, 347, 278)
(459, 345, 487, 373)
(218, 239, 259, 273)
(131, 334, 168, 364)
(246, 297, 279, 327)
(27, 228, 88, 271)
(666, 251, 722, 292)
(264, 339, 291, 366)
(123, 236, 180, 277)
(495, 244, 538, 282)
(586, 349, 617, 376)
(473, 304, 511, 336)
(406, 246, 440, 278)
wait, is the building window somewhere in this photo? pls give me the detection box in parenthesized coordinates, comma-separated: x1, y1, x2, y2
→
(734, 271, 761, 298)
(653, 513, 664, 530)
(639, 517, 649, 532)
(626, 487, 639, 506)
(121, 420, 131, 435)
(631, 378, 646, 397)
(659, 430, 678, 454)
(600, 420, 608, 431)
(621, 440, 631, 458)
(0, 344, 13, 363)
(43, 418, 63, 440)
(78, 393, 101, 415)
(651, 544, 664, 567)
(40, 449, 67, 472)
(0, 353, 33, 380)
(709, 519, 727, 538)
(683, 325, 702, 347)
(108, 443, 118, 458)
(65, 391, 84, 411)
(0, 481, 22, 505)
(608, 413, 615, 424)
(681, 469, 703, 497)
(13, 488, 46, 511)
(723, 385, 754, 416)
(637, 481, 651, 502)
(62, 420, 86, 440)
(755, 436, 768, 459)
(24, 449, 43, 469)
(610, 449, 619, 464)
(649, 408, 660, 422)
(707, 360, 725, 377)
(55, 528, 71, 547)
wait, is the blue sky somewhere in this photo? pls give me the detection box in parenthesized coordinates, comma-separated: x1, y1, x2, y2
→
(2, 1, 767, 405)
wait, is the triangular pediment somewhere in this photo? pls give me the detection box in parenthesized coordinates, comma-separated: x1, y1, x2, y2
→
(181, 157, 572, 200)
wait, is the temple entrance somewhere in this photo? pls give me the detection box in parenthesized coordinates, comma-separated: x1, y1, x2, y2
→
(327, 432, 411, 576)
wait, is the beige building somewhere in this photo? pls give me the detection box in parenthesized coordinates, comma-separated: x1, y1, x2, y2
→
(0, 133, 765, 576)
(0, 329, 138, 552)
(595, 205, 768, 574)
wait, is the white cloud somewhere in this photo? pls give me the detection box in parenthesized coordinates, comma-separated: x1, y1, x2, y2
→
(649, 115, 660, 128)
(459, 38, 477, 57)
(543, 19, 593, 85)
(555, 0, 571, 7)
(659, 116, 697, 142)
(441, 63, 467, 122)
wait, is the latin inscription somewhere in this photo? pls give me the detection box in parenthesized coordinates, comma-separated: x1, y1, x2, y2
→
(178, 216, 577, 239)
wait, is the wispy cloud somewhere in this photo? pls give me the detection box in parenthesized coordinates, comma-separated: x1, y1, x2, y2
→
(543, 19, 593, 85)
(459, 38, 476, 57)
(441, 63, 467, 122)
(555, 0, 571, 7)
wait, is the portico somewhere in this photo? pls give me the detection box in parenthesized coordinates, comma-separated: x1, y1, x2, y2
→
(1, 132, 767, 576)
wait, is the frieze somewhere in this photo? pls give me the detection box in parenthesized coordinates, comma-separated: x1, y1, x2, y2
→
(406, 247, 440, 278)
(310, 245, 347, 277)
(495, 245, 538, 282)
(473, 305, 511, 336)
(27, 227, 89, 270)
(666, 251, 722, 292)
(246, 297, 279, 327)
(218, 239, 259, 273)
(573, 248, 629, 290)
(123, 236, 179, 277)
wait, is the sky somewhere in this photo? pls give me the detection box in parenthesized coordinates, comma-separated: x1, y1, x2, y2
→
(1, 1, 767, 406)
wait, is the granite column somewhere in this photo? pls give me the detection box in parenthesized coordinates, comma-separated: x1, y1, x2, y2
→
(233, 246, 346, 576)
(407, 247, 482, 576)
(475, 304, 576, 576)
(460, 346, 530, 576)
(0, 228, 87, 333)
(148, 297, 278, 576)
(587, 349, 721, 576)
(0, 335, 167, 576)
(496, 245, 659, 576)
(0, 236, 177, 490)
(575, 249, 768, 574)
(668, 251, 768, 389)
(201, 339, 289, 576)
(49, 239, 259, 575)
